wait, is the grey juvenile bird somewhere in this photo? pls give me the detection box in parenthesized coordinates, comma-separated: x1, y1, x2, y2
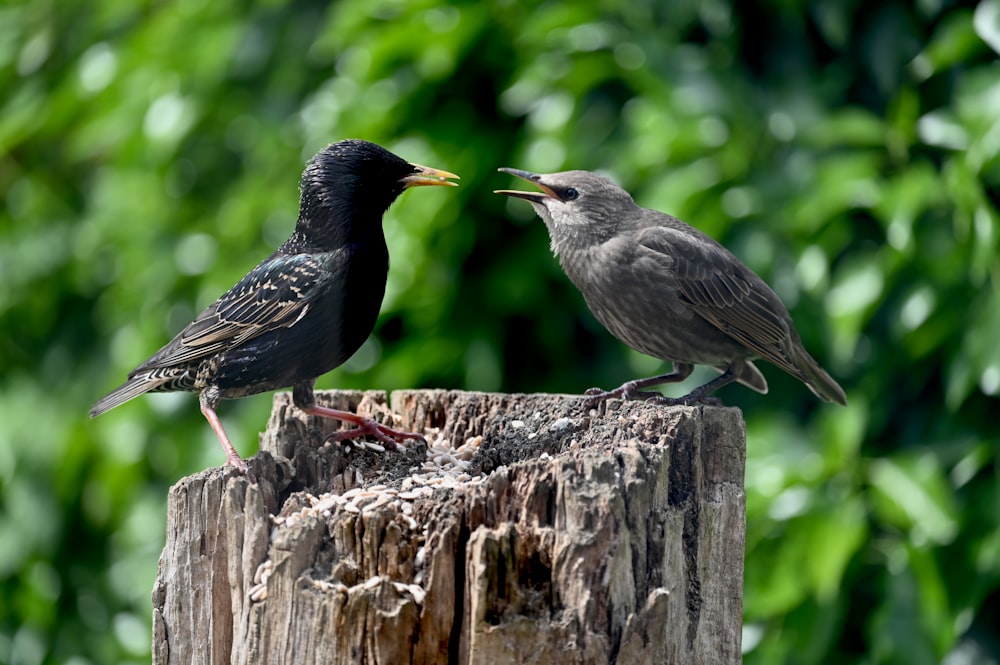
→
(91, 140, 459, 476)
(495, 168, 846, 407)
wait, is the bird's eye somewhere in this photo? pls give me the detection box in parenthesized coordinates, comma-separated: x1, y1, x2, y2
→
(563, 188, 579, 201)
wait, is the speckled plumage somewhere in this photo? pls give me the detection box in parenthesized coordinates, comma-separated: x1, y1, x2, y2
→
(91, 140, 458, 474)
(495, 168, 846, 407)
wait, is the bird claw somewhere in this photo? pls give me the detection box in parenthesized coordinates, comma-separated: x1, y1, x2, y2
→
(226, 457, 257, 483)
(583, 385, 670, 409)
(325, 417, 426, 452)
(582, 389, 618, 409)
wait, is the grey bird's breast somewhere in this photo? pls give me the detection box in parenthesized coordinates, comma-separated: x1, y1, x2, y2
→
(558, 236, 753, 366)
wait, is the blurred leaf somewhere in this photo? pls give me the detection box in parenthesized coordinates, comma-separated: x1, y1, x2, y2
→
(869, 551, 943, 665)
(745, 494, 866, 614)
(801, 108, 887, 149)
(816, 398, 866, 472)
(973, 0, 1000, 55)
(945, 287, 1000, 408)
(805, 495, 868, 602)
(868, 455, 959, 546)
(826, 252, 884, 364)
(910, 9, 984, 79)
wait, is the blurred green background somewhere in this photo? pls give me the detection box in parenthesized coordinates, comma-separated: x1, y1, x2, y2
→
(2, 0, 999, 662)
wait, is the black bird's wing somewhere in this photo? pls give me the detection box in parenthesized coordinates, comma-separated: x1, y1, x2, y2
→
(137, 251, 335, 371)
(635, 223, 806, 379)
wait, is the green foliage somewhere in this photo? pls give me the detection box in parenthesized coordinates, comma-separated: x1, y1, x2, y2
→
(2, 0, 998, 662)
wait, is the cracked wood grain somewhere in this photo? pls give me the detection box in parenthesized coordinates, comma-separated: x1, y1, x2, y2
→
(152, 390, 745, 665)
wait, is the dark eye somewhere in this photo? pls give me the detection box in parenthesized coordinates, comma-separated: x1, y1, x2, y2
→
(563, 188, 579, 201)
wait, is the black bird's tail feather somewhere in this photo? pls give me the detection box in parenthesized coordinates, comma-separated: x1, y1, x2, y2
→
(89, 374, 172, 418)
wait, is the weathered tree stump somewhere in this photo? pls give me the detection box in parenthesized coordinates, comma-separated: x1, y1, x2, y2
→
(152, 390, 746, 664)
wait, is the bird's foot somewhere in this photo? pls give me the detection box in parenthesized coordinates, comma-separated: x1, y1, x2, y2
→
(583, 387, 619, 409)
(225, 454, 257, 483)
(585, 379, 725, 408)
(325, 419, 426, 452)
(583, 369, 694, 407)
(203, 402, 257, 482)
(304, 404, 426, 452)
(583, 381, 664, 408)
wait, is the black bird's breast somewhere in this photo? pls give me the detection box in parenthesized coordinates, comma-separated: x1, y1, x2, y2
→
(207, 237, 390, 397)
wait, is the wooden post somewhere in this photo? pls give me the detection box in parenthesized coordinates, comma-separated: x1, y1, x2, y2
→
(152, 390, 745, 664)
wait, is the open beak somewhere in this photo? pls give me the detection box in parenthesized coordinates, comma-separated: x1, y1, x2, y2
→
(400, 163, 460, 188)
(493, 167, 558, 203)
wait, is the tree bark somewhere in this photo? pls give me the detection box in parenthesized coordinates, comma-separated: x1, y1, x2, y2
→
(152, 390, 745, 665)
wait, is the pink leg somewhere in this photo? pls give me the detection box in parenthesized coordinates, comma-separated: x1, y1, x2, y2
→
(199, 401, 254, 480)
(301, 404, 426, 449)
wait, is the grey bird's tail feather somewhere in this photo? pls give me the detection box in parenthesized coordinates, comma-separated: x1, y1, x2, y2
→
(793, 347, 847, 406)
(89, 374, 171, 418)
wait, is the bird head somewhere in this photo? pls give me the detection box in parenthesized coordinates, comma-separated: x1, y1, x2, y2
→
(294, 139, 458, 248)
(494, 168, 637, 251)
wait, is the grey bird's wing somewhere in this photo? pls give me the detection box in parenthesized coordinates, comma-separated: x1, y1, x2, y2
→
(635, 224, 807, 380)
(136, 251, 335, 371)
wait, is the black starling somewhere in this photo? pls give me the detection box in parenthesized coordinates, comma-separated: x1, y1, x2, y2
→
(495, 168, 846, 407)
(91, 139, 459, 475)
